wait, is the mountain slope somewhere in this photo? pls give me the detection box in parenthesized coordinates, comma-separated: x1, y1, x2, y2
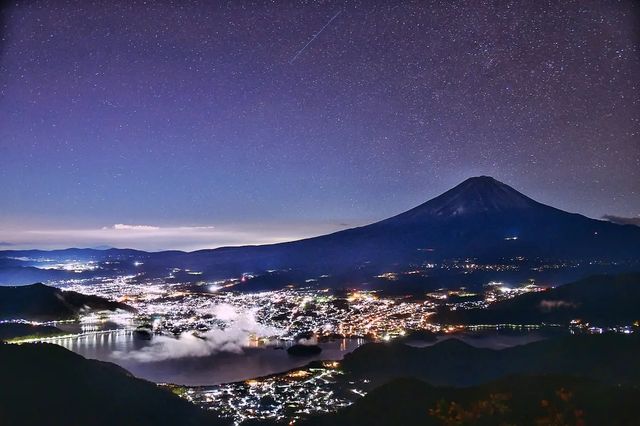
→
(2, 177, 639, 286)
(168, 176, 640, 277)
(435, 272, 640, 326)
(340, 333, 640, 387)
(308, 332, 640, 425)
(303, 375, 640, 426)
(0, 342, 226, 426)
(0, 283, 136, 321)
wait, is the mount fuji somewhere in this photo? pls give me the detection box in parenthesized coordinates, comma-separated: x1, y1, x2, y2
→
(2, 176, 639, 288)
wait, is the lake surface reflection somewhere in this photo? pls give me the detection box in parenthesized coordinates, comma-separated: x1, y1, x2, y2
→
(54, 330, 364, 385)
(51, 327, 566, 386)
(406, 328, 567, 349)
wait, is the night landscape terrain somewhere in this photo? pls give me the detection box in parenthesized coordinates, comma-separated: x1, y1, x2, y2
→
(1, 0, 639, 425)
(2, 177, 639, 289)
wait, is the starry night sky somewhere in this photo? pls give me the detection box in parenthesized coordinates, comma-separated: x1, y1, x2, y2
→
(0, 0, 638, 250)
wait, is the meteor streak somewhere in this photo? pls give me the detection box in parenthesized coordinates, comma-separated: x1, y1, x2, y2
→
(289, 10, 342, 64)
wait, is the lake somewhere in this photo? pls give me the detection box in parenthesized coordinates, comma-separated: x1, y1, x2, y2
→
(52, 329, 364, 385)
(50, 326, 566, 386)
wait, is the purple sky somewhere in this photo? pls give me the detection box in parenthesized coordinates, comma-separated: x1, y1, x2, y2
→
(0, 0, 638, 250)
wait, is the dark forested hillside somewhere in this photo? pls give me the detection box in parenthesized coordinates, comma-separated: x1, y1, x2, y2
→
(0, 342, 227, 426)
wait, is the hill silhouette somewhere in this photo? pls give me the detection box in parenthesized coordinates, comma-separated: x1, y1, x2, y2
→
(341, 333, 640, 387)
(0, 283, 136, 321)
(435, 272, 640, 326)
(303, 374, 640, 426)
(0, 342, 228, 426)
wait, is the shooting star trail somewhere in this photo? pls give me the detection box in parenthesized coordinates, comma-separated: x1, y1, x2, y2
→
(289, 10, 342, 64)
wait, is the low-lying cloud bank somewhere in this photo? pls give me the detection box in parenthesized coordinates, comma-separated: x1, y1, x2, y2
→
(115, 304, 282, 362)
(602, 215, 640, 227)
(0, 221, 350, 251)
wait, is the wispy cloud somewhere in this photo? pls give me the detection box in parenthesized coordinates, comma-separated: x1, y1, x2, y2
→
(114, 304, 282, 362)
(110, 224, 161, 231)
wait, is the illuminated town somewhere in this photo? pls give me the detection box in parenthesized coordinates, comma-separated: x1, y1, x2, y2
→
(180, 361, 367, 425)
(0, 258, 634, 424)
(0, 263, 635, 425)
(45, 267, 553, 343)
